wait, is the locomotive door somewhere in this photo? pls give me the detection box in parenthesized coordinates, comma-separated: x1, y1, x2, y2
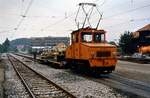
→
(72, 33, 80, 59)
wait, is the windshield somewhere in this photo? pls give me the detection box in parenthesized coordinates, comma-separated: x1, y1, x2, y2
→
(81, 32, 92, 42)
(81, 32, 105, 43)
(94, 33, 105, 42)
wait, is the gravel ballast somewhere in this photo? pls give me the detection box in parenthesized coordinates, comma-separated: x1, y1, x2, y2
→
(13, 54, 127, 98)
(3, 54, 30, 98)
(0, 54, 5, 98)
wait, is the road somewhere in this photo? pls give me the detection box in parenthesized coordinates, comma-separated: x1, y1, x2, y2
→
(115, 60, 150, 84)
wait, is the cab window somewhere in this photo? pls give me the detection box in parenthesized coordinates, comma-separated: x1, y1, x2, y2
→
(81, 32, 92, 42)
(94, 33, 105, 42)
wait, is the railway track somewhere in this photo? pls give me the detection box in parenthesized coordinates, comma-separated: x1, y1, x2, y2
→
(14, 53, 35, 61)
(14, 53, 62, 67)
(7, 54, 76, 98)
(13, 53, 150, 98)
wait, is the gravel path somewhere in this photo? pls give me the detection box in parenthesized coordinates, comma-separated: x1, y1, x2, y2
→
(14, 54, 127, 98)
(0, 54, 4, 98)
(3, 54, 30, 98)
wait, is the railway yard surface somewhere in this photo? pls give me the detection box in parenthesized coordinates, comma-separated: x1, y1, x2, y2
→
(116, 61, 150, 84)
(0, 53, 150, 98)
(0, 55, 4, 98)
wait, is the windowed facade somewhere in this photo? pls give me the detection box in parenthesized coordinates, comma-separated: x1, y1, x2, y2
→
(31, 37, 70, 47)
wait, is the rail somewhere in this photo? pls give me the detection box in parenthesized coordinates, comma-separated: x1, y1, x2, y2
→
(7, 54, 76, 98)
(14, 53, 61, 66)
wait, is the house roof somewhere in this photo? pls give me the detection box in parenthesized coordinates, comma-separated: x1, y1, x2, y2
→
(137, 24, 150, 32)
(132, 24, 150, 38)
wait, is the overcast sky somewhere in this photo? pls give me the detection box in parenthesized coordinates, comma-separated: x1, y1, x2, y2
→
(0, 0, 150, 43)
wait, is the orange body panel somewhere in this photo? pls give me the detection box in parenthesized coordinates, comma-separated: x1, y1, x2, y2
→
(139, 46, 150, 54)
(66, 43, 117, 67)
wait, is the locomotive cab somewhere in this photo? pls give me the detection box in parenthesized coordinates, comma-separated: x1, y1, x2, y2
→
(66, 27, 117, 73)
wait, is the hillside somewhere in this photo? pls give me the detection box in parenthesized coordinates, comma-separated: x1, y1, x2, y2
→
(10, 38, 31, 47)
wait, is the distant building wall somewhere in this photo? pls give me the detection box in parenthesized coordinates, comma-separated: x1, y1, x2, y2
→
(31, 37, 70, 47)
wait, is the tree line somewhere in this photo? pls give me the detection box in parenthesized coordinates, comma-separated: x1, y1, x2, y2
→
(118, 31, 136, 55)
(0, 38, 10, 53)
(0, 32, 136, 54)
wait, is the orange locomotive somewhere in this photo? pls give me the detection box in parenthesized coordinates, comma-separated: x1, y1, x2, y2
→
(65, 27, 117, 73)
(40, 3, 118, 74)
(64, 3, 117, 74)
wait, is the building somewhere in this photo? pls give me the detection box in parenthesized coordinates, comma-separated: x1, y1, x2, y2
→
(132, 24, 150, 52)
(31, 36, 70, 47)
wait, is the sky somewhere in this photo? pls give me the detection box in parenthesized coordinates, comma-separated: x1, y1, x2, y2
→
(0, 0, 150, 44)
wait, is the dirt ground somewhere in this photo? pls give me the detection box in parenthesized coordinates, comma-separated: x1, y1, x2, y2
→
(0, 58, 4, 98)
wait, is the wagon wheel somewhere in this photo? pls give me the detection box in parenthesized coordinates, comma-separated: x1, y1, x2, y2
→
(59, 61, 67, 68)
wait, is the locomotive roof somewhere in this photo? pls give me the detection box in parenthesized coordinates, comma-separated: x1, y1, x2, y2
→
(71, 27, 106, 34)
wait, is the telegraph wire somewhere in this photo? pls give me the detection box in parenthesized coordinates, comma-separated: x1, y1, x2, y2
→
(14, 17, 24, 30)
(90, 3, 150, 28)
(14, 0, 34, 31)
(103, 17, 150, 29)
(39, 1, 150, 33)
(40, 18, 66, 32)
(0, 29, 14, 34)
(103, 3, 150, 19)
(40, 12, 76, 32)
(20, 0, 24, 16)
(103, 20, 133, 29)
(9, 0, 34, 40)
(5, 0, 150, 38)
(22, 0, 34, 17)
(40, 0, 107, 32)
(95, 0, 107, 7)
